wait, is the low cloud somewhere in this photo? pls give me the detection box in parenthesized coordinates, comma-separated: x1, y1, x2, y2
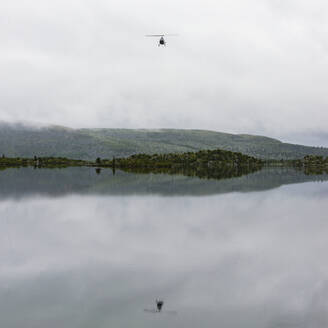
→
(1, 0, 328, 144)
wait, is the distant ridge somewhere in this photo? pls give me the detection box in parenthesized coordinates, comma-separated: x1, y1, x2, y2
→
(0, 122, 328, 160)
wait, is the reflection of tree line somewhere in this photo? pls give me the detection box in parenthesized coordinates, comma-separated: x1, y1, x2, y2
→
(100, 149, 264, 180)
(0, 166, 327, 198)
(2, 152, 328, 179)
(118, 165, 262, 180)
(288, 155, 328, 175)
(0, 156, 87, 169)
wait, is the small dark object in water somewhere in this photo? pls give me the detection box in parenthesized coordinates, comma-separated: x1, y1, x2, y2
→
(144, 299, 177, 315)
(156, 299, 164, 312)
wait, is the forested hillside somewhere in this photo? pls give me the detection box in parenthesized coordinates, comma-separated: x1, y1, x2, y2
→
(1, 122, 328, 160)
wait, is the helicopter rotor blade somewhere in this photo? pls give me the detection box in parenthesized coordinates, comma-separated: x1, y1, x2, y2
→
(144, 309, 177, 315)
(145, 34, 179, 37)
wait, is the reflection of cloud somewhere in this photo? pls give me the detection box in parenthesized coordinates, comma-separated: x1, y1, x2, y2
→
(0, 182, 328, 326)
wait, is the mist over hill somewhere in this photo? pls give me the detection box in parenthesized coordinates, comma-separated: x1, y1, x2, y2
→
(1, 122, 328, 160)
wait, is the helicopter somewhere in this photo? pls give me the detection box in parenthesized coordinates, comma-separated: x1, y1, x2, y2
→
(145, 34, 178, 46)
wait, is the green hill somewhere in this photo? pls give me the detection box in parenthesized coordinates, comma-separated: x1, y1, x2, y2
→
(1, 122, 328, 160)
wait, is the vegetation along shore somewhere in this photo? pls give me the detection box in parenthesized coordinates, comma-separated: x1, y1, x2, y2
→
(0, 150, 327, 177)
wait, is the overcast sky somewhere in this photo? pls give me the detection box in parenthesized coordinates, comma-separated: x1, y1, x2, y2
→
(1, 0, 328, 145)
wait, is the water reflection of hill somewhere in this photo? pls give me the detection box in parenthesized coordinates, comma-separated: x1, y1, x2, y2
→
(0, 167, 328, 198)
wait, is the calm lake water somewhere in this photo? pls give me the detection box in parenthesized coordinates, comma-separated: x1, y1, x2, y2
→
(1, 167, 328, 327)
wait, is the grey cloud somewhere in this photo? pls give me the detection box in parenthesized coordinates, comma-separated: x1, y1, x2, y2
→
(1, 0, 328, 143)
